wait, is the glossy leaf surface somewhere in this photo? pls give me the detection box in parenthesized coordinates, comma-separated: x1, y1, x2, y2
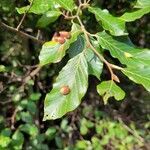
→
(56, 0, 76, 12)
(16, 0, 56, 14)
(120, 7, 150, 22)
(39, 23, 81, 66)
(89, 7, 127, 36)
(135, 0, 150, 8)
(44, 53, 88, 120)
(97, 31, 150, 92)
(97, 81, 125, 104)
(37, 11, 61, 27)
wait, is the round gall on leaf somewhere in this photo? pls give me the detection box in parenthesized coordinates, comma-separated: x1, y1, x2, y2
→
(60, 85, 70, 95)
(59, 31, 71, 39)
(53, 37, 66, 44)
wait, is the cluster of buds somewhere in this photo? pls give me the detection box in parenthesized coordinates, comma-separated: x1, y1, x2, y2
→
(52, 31, 71, 44)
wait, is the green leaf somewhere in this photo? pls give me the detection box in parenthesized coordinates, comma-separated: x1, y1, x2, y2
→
(76, 140, 91, 149)
(97, 31, 150, 92)
(1, 128, 12, 137)
(39, 23, 81, 66)
(89, 7, 127, 36)
(120, 7, 150, 22)
(19, 124, 38, 137)
(97, 31, 150, 67)
(122, 67, 150, 92)
(16, 0, 57, 14)
(55, 136, 63, 149)
(20, 111, 33, 123)
(0, 135, 11, 148)
(30, 93, 41, 101)
(11, 130, 24, 150)
(135, 0, 150, 8)
(0, 65, 6, 72)
(69, 35, 103, 79)
(97, 81, 125, 104)
(37, 11, 61, 28)
(92, 137, 102, 150)
(45, 127, 57, 140)
(68, 35, 85, 58)
(56, 0, 76, 12)
(27, 101, 37, 115)
(85, 48, 103, 79)
(43, 52, 88, 120)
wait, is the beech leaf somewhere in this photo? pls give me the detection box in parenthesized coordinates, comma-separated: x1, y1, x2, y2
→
(39, 23, 81, 66)
(43, 53, 88, 120)
(97, 81, 125, 104)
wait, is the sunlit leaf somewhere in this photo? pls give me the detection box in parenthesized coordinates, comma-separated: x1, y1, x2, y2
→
(43, 52, 88, 120)
(85, 48, 103, 79)
(16, 0, 57, 14)
(89, 7, 127, 36)
(56, 0, 76, 12)
(37, 11, 61, 27)
(122, 67, 150, 92)
(97, 31, 150, 92)
(68, 35, 103, 79)
(97, 31, 150, 67)
(97, 81, 125, 104)
(135, 0, 150, 8)
(120, 7, 150, 22)
(0, 65, 6, 72)
(0, 135, 11, 148)
(39, 23, 81, 66)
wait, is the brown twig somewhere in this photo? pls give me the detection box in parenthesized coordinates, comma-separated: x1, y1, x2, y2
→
(76, 16, 122, 81)
(62, 1, 123, 81)
(0, 100, 12, 105)
(62, 0, 90, 20)
(19, 66, 42, 91)
(0, 22, 44, 44)
(78, 0, 82, 5)
(16, 0, 34, 30)
(118, 118, 145, 144)
(11, 108, 19, 130)
(36, 30, 41, 39)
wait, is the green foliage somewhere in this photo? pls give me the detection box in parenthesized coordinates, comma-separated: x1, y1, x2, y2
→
(39, 23, 81, 66)
(97, 31, 150, 91)
(135, 0, 150, 8)
(56, 0, 76, 12)
(38, 0, 150, 120)
(89, 7, 127, 36)
(97, 81, 125, 104)
(0, 65, 6, 72)
(37, 11, 61, 28)
(75, 108, 144, 150)
(0, 0, 150, 149)
(43, 52, 88, 120)
(16, 0, 56, 14)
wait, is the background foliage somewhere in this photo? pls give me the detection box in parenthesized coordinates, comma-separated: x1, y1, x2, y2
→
(0, 0, 150, 149)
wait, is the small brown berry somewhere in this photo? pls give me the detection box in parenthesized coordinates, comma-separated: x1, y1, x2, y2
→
(59, 31, 71, 39)
(60, 85, 70, 95)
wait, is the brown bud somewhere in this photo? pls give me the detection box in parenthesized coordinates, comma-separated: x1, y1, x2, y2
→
(60, 85, 70, 95)
(53, 37, 66, 44)
(59, 31, 71, 39)
(112, 74, 120, 83)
